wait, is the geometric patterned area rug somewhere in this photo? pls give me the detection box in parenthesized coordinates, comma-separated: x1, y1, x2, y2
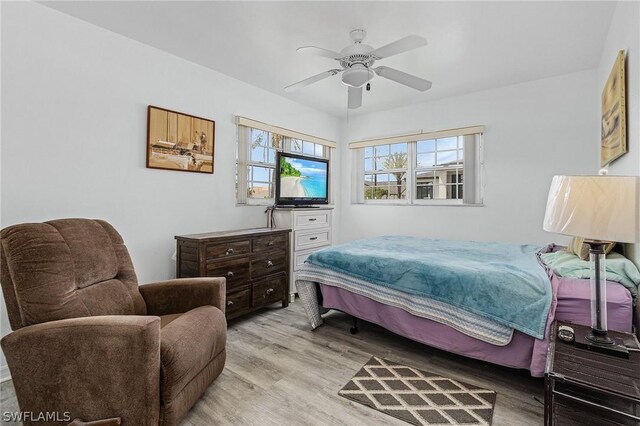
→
(338, 357, 496, 426)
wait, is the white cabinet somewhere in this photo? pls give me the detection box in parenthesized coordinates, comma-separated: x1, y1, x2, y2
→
(272, 207, 333, 299)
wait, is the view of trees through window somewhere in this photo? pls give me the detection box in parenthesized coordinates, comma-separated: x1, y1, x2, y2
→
(364, 143, 408, 200)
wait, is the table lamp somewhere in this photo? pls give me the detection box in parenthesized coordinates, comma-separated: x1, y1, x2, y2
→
(543, 175, 639, 355)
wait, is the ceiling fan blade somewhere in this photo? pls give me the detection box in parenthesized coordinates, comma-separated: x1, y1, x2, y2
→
(370, 35, 427, 59)
(284, 69, 342, 92)
(348, 86, 362, 109)
(297, 46, 342, 59)
(374, 66, 432, 91)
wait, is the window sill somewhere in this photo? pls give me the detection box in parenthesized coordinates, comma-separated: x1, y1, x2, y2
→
(237, 202, 337, 208)
(354, 202, 485, 207)
(236, 201, 273, 207)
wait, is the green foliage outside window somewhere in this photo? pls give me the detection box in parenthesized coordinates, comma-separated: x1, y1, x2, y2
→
(364, 187, 389, 199)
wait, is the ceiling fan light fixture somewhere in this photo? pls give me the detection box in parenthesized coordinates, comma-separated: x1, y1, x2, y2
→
(341, 64, 374, 88)
(287, 30, 431, 109)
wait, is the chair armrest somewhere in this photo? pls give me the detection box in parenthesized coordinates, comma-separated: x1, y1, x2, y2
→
(139, 277, 226, 316)
(1, 316, 160, 426)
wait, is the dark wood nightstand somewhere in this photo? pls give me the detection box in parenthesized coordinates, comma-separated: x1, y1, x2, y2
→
(544, 321, 640, 425)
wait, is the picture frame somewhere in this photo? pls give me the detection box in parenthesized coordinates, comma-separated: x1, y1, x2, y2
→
(600, 50, 626, 167)
(147, 105, 215, 173)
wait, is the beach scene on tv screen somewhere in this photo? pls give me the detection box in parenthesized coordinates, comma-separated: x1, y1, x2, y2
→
(280, 157, 327, 198)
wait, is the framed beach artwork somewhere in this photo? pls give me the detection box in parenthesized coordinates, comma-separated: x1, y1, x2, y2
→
(600, 50, 626, 167)
(147, 106, 215, 173)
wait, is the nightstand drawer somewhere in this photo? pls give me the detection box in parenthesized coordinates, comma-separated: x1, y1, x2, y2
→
(206, 240, 250, 259)
(545, 321, 640, 426)
(294, 246, 329, 271)
(294, 229, 331, 251)
(252, 273, 286, 306)
(294, 211, 331, 229)
(251, 251, 286, 278)
(252, 233, 288, 252)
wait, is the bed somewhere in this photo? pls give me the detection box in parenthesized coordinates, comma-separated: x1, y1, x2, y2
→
(296, 236, 639, 377)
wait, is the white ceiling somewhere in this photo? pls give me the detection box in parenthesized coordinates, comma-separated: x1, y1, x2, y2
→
(40, 1, 616, 117)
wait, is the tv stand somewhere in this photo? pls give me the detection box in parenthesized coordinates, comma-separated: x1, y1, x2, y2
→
(272, 207, 333, 301)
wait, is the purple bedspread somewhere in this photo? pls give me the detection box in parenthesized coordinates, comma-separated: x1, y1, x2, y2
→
(319, 271, 633, 377)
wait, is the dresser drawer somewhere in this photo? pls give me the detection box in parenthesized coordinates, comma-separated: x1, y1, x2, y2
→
(294, 210, 331, 229)
(207, 257, 250, 290)
(251, 251, 286, 278)
(252, 273, 286, 307)
(252, 233, 288, 253)
(206, 240, 250, 259)
(226, 287, 250, 316)
(294, 229, 331, 251)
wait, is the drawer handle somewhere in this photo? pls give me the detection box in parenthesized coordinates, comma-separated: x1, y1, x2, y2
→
(267, 241, 274, 246)
(266, 260, 274, 268)
(266, 288, 274, 295)
(227, 301, 234, 306)
(225, 248, 235, 255)
(309, 237, 318, 241)
(308, 218, 317, 221)
(226, 271, 234, 277)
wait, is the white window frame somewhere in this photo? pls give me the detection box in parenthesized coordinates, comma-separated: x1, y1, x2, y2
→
(413, 136, 465, 206)
(363, 143, 410, 203)
(236, 117, 335, 206)
(350, 126, 484, 206)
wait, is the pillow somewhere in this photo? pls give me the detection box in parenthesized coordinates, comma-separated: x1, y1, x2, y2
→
(540, 250, 639, 300)
(566, 237, 616, 260)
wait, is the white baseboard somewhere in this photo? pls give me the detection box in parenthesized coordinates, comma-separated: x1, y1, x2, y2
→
(0, 364, 11, 383)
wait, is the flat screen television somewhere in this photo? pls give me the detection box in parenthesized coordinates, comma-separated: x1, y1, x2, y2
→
(275, 152, 329, 206)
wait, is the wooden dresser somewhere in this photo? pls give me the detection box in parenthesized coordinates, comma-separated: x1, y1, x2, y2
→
(175, 228, 291, 319)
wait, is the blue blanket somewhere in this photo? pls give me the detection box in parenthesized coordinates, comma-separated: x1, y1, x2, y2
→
(306, 236, 552, 339)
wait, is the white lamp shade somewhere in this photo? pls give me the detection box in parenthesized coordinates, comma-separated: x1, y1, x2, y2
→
(543, 175, 640, 243)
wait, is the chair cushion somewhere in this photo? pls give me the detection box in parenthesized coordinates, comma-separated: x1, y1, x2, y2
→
(1, 223, 91, 326)
(159, 305, 226, 400)
(48, 220, 119, 288)
(0, 219, 146, 329)
(160, 313, 181, 328)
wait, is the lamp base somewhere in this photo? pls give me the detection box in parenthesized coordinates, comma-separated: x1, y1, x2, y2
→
(575, 330, 629, 358)
(586, 328, 614, 345)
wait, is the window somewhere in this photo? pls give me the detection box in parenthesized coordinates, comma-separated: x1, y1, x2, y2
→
(236, 117, 334, 204)
(351, 126, 483, 205)
(291, 138, 325, 158)
(415, 136, 464, 201)
(364, 143, 408, 200)
(246, 128, 282, 200)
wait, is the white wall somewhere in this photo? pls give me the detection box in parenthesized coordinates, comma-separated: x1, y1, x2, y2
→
(0, 2, 341, 378)
(596, 1, 640, 269)
(597, 1, 639, 176)
(339, 70, 598, 245)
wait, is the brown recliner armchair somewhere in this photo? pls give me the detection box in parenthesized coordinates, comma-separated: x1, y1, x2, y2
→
(0, 219, 227, 426)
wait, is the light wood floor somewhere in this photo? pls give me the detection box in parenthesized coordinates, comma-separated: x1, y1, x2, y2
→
(0, 301, 544, 425)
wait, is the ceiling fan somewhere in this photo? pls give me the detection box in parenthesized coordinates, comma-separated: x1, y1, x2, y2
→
(285, 29, 432, 109)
